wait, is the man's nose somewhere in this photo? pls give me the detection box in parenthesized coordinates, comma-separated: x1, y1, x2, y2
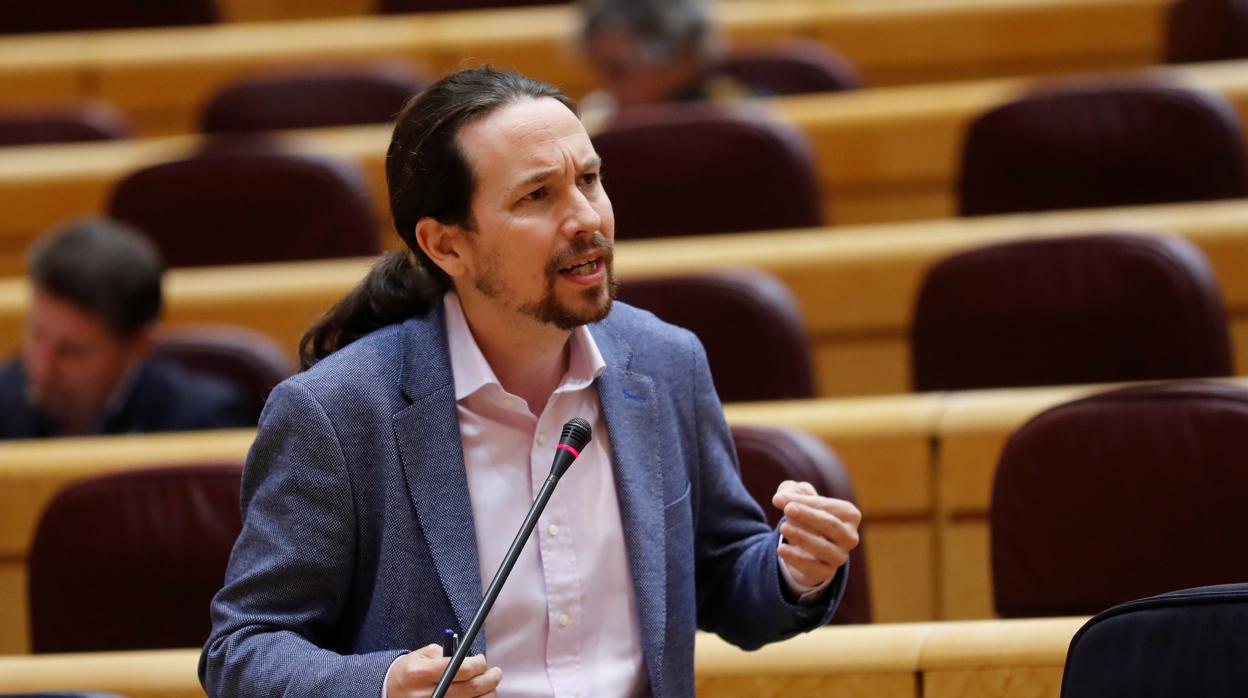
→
(563, 188, 603, 238)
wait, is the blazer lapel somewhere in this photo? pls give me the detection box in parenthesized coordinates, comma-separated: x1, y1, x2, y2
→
(593, 322, 668, 696)
(391, 308, 487, 653)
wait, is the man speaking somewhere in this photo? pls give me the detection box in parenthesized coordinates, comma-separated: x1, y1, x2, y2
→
(201, 66, 861, 697)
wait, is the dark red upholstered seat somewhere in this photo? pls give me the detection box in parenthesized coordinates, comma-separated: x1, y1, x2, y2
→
(28, 464, 243, 653)
(0, 0, 216, 34)
(380, 0, 556, 12)
(716, 40, 861, 96)
(108, 148, 379, 267)
(616, 269, 816, 402)
(0, 103, 133, 147)
(153, 325, 296, 424)
(732, 423, 871, 624)
(957, 83, 1248, 216)
(911, 232, 1233, 392)
(990, 381, 1248, 618)
(593, 104, 823, 238)
(200, 63, 430, 134)
(1166, 0, 1248, 62)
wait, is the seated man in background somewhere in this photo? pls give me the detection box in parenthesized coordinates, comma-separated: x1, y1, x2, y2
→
(0, 217, 252, 439)
(578, 0, 752, 124)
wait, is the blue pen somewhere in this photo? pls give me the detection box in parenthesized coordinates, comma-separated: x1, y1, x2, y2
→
(442, 628, 460, 658)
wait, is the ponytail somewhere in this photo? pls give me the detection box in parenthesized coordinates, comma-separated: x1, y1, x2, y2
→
(299, 251, 442, 369)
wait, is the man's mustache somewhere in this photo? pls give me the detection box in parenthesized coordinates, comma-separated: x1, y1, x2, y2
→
(547, 232, 614, 273)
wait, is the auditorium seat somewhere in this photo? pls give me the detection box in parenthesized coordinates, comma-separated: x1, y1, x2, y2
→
(28, 464, 243, 653)
(200, 63, 430, 134)
(0, 0, 216, 34)
(958, 83, 1248, 216)
(1166, 0, 1248, 63)
(732, 423, 871, 624)
(911, 232, 1233, 392)
(0, 103, 133, 147)
(108, 147, 379, 267)
(616, 269, 816, 402)
(380, 0, 557, 12)
(1062, 583, 1248, 697)
(990, 382, 1248, 618)
(153, 325, 296, 423)
(592, 104, 823, 238)
(716, 40, 862, 96)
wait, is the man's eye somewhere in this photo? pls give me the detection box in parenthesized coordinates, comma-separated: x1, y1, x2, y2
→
(523, 187, 548, 202)
(579, 172, 600, 186)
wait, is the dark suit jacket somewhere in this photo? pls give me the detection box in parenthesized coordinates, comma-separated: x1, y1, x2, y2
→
(0, 358, 252, 439)
(201, 301, 843, 697)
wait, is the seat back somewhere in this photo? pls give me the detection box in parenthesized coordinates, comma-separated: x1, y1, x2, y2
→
(732, 423, 871, 623)
(617, 269, 815, 402)
(991, 382, 1248, 618)
(109, 148, 379, 267)
(716, 40, 861, 96)
(1165, 0, 1248, 62)
(958, 83, 1248, 216)
(911, 232, 1233, 392)
(0, 103, 132, 147)
(593, 104, 823, 238)
(380, 0, 555, 12)
(28, 464, 243, 653)
(200, 63, 430, 133)
(0, 0, 216, 33)
(1061, 583, 1248, 698)
(152, 325, 296, 423)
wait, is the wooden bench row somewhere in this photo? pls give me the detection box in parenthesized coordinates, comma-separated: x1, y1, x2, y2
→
(3, 198, 1245, 398)
(2, 378, 1235, 652)
(0, 618, 1085, 697)
(1, 57, 1246, 260)
(0, 0, 1171, 134)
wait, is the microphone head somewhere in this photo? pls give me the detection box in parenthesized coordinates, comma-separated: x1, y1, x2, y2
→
(559, 417, 593, 452)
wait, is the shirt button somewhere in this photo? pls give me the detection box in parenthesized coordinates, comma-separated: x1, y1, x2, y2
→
(537, 433, 547, 446)
(558, 613, 571, 627)
(547, 523, 559, 537)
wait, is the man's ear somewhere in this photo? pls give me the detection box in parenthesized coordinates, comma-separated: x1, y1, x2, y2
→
(124, 325, 157, 364)
(415, 217, 470, 278)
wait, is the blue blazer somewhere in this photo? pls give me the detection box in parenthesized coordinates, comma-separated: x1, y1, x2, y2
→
(201, 302, 842, 697)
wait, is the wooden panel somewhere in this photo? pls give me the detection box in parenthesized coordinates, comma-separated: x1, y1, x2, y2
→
(924, 667, 1065, 698)
(865, 523, 937, 623)
(813, 336, 911, 397)
(941, 522, 994, 621)
(0, 565, 27, 654)
(919, 616, 1080, 698)
(0, 649, 205, 697)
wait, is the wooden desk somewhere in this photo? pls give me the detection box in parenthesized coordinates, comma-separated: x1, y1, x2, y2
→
(4, 198, 1246, 398)
(0, 0, 1171, 133)
(3, 58, 1248, 263)
(0, 618, 1084, 697)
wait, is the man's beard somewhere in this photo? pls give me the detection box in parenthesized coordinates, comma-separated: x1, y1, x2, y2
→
(474, 232, 618, 330)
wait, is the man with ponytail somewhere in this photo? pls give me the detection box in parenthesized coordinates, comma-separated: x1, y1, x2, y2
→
(202, 66, 860, 698)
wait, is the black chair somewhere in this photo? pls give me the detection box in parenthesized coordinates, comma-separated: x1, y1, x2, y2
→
(1062, 584, 1248, 697)
(153, 325, 295, 424)
(1165, 0, 1248, 63)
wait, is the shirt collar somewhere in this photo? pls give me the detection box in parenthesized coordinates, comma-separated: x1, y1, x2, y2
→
(442, 292, 606, 403)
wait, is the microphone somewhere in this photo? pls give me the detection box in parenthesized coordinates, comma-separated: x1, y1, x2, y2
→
(432, 417, 593, 698)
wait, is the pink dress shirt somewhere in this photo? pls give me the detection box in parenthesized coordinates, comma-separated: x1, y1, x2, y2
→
(383, 294, 829, 697)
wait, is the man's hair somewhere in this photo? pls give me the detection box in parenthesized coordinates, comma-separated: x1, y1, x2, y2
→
(28, 217, 164, 338)
(580, 0, 715, 63)
(299, 66, 576, 369)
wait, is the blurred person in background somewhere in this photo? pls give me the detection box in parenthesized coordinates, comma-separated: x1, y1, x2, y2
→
(578, 0, 752, 125)
(0, 217, 251, 439)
